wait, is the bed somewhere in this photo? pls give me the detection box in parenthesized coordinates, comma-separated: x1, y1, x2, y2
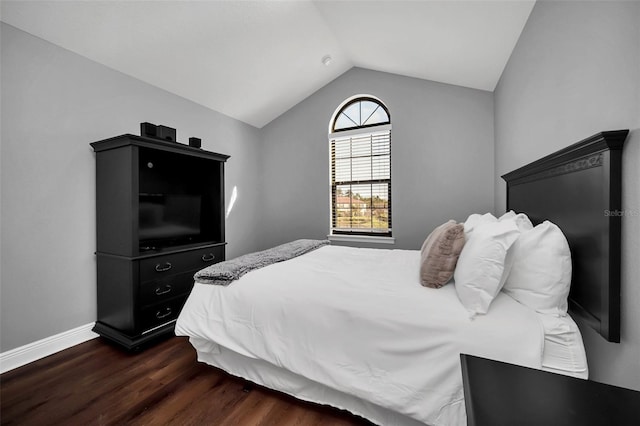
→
(175, 130, 628, 426)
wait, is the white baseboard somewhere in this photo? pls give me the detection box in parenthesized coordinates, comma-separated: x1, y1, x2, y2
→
(0, 323, 98, 374)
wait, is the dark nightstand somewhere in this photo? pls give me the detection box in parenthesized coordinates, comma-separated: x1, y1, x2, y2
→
(460, 354, 640, 426)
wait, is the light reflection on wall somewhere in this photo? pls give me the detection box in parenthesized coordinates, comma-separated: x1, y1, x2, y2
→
(226, 185, 238, 219)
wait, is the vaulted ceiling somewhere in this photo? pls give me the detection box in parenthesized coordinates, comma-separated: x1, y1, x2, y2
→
(1, 1, 535, 128)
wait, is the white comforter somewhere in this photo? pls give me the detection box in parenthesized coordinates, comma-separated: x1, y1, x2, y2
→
(176, 245, 544, 425)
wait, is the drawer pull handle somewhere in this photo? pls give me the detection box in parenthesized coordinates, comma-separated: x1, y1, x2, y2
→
(201, 253, 216, 262)
(155, 284, 172, 296)
(155, 262, 172, 272)
(156, 307, 172, 319)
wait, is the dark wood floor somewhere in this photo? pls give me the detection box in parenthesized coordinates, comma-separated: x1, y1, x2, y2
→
(1, 336, 373, 425)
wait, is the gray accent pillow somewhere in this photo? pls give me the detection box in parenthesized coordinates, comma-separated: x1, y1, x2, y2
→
(420, 220, 466, 288)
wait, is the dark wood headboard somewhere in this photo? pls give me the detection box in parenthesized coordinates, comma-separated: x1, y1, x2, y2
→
(502, 130, 628, 342)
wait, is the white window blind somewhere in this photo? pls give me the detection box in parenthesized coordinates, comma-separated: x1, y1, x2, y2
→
(330, 127, 391, 236)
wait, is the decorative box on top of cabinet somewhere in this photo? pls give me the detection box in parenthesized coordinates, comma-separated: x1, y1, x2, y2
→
(90, 134, 229, 350)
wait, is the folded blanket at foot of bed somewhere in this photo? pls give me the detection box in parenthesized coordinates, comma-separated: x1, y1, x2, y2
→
(194, 239, 330, 286)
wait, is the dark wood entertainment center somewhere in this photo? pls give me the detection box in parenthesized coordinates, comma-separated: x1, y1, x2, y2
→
(91, 134, 229, 350)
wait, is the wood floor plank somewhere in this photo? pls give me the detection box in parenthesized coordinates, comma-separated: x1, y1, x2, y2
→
(1, 336, 373, 425)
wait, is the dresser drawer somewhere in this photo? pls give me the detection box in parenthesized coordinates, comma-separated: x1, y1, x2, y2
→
(139, 271, 195, 306)
(139, 246, 223, 283)
(138, 296, 187, 332)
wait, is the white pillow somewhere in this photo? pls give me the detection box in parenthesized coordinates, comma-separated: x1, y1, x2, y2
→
(454, 219, 520, 317)
(498, 210, 516, 222)
(463, 212, 497, 239)
(498, 211, 534, 288)
(498, 210, 533, 228)
(502, 221, 572, 316)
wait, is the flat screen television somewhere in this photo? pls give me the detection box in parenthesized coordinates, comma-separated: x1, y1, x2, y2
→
(139, 193, 203, 251)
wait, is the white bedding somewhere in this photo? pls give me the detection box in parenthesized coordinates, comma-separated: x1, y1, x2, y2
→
(191, 338, 430, 426)
(539, 314, 588, 378)
(176, 245, 550, 426)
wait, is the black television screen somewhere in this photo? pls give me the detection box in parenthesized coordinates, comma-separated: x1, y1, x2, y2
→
(139, 193, 202, 250)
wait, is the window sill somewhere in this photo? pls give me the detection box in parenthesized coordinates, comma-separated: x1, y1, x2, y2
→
(328, 234, 395, 245)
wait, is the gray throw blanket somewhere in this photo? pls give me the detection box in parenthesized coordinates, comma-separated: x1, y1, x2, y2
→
(195, 239, 330, 285)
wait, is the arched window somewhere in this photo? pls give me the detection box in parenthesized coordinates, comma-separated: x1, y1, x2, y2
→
(329, 96, 392, 238)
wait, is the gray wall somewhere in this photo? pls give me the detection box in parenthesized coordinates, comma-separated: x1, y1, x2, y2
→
(494, 1, 640, 390)
(0, 23, 263, 352)
(258, 67, 495, 251)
